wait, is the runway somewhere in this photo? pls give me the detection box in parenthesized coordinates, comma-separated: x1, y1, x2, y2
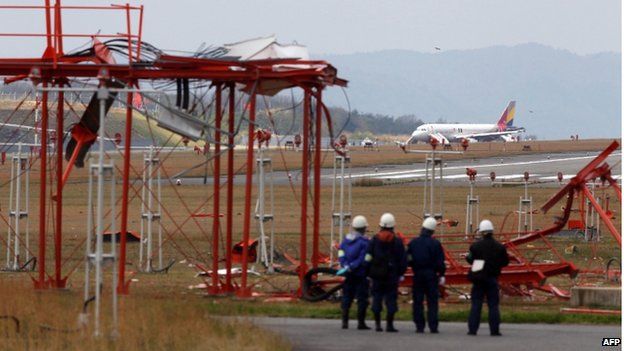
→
(183, 150, 621, 187)
(347, 151, 622, 185)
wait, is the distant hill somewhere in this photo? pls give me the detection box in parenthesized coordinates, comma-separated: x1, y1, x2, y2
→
(320, 43, 621, 139)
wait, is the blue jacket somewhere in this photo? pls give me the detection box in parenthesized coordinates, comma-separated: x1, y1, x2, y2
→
(407, 228, 446, 276)
(338, 233, 370, 277)
(365, 230, 407, 284)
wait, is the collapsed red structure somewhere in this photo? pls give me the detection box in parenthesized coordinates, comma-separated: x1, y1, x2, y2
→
(0, 2, 346, 297)
(303, 141, 621, 301)
(0, 2, 619, 303)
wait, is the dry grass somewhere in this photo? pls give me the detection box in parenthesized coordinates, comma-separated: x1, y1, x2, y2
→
(0, 281, 290, 351)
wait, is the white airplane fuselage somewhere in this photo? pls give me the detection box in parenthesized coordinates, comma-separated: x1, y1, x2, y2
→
(409, 123, 498, 144)
(405, 101, 521, 144)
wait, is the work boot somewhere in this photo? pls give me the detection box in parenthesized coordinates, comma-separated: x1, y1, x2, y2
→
(357, 309, 371, 330)
(341, 308, 349, 329)
(374, 313, 383, 332)
(386, 314, 398, 332)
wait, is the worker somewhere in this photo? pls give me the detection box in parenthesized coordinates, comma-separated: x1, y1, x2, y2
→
(336, 215, 371, 330)
(365, 213, 407, 332)
(407, 217, 445, 333)
(466, 219, 509, 336)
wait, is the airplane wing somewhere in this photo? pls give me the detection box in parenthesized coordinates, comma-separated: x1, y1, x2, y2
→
(429, 132, 450, 145)
(454, 128, 524, 142)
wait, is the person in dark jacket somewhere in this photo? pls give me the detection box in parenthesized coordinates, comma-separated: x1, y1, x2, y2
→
(336, 215, 371, 330)
(466, 219, 509, 336)
(365, 213, 407, 332)
(407, 217, 446, 333)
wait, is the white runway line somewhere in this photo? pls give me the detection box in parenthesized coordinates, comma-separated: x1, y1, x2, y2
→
(348, 153, 622, 179)
(538, 174, 575, 181)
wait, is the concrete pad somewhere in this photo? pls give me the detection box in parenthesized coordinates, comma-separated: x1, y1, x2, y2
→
(571, 286, 621, 308)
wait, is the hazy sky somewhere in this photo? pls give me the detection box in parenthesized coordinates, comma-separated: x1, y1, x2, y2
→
(0, 0, 620, 57)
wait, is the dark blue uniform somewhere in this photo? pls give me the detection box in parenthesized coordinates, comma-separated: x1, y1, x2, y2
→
(365, 230, 407, 317)
(338, 233, 370, 315)
(407, 227, 446, 332)
(466, 234, 509, 335)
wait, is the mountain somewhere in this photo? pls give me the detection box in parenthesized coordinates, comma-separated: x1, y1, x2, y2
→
(320, 43, 621, 139)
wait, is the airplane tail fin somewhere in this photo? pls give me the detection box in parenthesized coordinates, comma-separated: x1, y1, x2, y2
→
(496, 101, 516, 131)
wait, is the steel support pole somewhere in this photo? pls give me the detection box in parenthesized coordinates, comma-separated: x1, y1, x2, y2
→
(582, 185, 621, 246)
(44, 1, 52, 50)
(53, 0, 64, 55)
(52, 89, 65, 287)
(117, 90, 134, 294)
(312, 89, 322, 268)
(225, 83, 235, 292)
(94, 88, 107, 337)
(298, 89, 311, 294)
(238, 92, 256, 298)
(34, 88, 48, 289)
(209, 84, 222, 294)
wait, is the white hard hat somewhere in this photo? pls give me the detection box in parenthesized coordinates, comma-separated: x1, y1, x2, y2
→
(423, 217, 437, 231)
(352, 215, 368, 229)
(478, 220, 494, 233)
(379, 213, 396, 229)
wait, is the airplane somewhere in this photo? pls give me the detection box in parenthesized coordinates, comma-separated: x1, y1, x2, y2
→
(360, 137, 374, 148)
(405, 101, 524, 145)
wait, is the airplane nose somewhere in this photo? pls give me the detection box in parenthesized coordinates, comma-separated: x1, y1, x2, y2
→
(409, 131, 423, 144)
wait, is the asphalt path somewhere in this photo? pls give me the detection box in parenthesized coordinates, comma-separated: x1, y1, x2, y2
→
(253, 317, 622, 351)
(182, 150, 621, 187)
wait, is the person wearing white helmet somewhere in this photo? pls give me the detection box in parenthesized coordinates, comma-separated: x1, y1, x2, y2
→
(364, 213, 407, 332)
(466, 219, 509, 336)
(336, 215, 371, 330)
(407, 217, 445, 333)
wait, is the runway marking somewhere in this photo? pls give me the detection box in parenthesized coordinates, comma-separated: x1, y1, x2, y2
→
(379, 173, 469, 180)
(348, 153, 621, 179)
(496, 174, 540, 180)
(538, 174, 575, 181)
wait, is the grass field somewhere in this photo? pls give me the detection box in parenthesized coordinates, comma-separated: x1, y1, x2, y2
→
(0, 138, 620, 349)
(0, 282, 290, 351)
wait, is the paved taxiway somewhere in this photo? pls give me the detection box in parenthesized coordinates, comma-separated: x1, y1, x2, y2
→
(254, 317, 621, 351)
